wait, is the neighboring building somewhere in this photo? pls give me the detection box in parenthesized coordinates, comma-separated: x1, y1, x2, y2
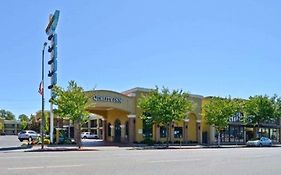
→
(201, 97, 281, 144)
(4, 120, 20, 135)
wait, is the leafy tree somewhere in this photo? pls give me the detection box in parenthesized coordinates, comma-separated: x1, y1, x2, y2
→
(138, 86, 192, 146)
(18, 114, 29, 130)
(0, 109, 15, 120)
(18, 114, 29, 122)
(203, 97, 238, 146)
(0, 122, 3, 133)
(35, 111, 50, 134)
(29, 114, 40, 132)
(20, 120, 28, 130)
(51, 81, 90, 148)
(271, 94, 281, 119)
(243, 95, 276, 137)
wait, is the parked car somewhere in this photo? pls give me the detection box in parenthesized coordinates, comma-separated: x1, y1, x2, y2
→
(246, 137, 272, 147)
(18, 130, 40, 142)
(81, 132, 99, 139)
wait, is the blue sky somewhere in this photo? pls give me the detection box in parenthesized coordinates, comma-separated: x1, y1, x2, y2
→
(0, 1, 281, 118)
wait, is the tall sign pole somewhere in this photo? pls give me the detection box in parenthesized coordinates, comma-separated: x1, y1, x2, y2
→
(45, 10, 60, 144)
(40, 42, 47, 149)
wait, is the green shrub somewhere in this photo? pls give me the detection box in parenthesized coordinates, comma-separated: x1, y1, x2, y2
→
(144, 138, 154, 146)
(43, 139, 50, 145)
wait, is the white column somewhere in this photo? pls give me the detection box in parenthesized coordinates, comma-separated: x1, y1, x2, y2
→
(110, 125, 114, 141)
(209, 126, 216, 144)
(120, 124, 125, 142)
(88, 119, 91, 132)
(96, 119, 100, 137)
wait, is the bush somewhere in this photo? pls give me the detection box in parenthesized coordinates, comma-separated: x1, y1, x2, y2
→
(43, 139, 50, 145)
(143, 138, 154, 146)
(63, 138, 74, 144)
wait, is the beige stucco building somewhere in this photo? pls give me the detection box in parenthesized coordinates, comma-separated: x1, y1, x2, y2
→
(83, 87, 204, 144)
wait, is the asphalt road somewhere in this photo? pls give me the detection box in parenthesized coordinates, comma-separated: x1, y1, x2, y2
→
(0, 136, 21, 148)
(1, 147, 281, 175)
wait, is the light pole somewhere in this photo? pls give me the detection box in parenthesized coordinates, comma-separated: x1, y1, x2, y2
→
(41, 42, 47, 149)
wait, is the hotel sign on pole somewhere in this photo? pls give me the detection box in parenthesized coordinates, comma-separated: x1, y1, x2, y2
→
(45, 10, 60, 35)
(45, 10, 60, 144)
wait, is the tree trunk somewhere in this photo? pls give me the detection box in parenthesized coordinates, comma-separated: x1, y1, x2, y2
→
(256, 123, 260, 138)
(166, 125, 169, 148)
(74, 119, 81, 149)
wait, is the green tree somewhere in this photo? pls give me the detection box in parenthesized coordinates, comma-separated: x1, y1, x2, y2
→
(243, 95, 276, 137)
(138, 86, 192, 146)
(35, 111, 50, 134)
(0, 122, 3, 133)
(18, 114, 29, 130)
(0, 109, 15, 120)
(51, 81, 90, 148)
(18, 114, 29, 122)
(271, 94, 281, 119)
(203, 97, 238, 146)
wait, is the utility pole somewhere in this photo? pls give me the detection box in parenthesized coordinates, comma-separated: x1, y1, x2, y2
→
(41, 42, 47, 149)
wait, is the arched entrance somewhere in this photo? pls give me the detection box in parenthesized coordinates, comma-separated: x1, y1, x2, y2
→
(114, 119, 121, 142)
(85, 90, 136, 143)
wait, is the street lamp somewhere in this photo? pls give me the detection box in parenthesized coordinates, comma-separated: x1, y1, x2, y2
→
(41, 42, 47, 149)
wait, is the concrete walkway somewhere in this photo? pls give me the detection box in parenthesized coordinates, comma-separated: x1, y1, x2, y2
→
(2, 138, 281, 152)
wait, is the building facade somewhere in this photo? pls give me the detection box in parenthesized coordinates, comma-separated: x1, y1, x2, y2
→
(83, 87, 203, 144)
(3, 120, 20, 135)
(81, 87, 281, 144)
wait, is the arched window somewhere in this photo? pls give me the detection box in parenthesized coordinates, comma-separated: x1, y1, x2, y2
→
(108, 123, 111, 136)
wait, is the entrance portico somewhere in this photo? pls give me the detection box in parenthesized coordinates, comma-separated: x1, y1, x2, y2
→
(86, 90, 136, 143)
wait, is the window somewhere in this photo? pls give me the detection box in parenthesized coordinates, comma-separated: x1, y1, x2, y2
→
(160, 126, 167, 138)
(108, 123, 111, 136)
(174, 127, 183, 138)
(142, 119, 153, 138)
(91, 120, 97, 127)
(216, 125, 244, 143)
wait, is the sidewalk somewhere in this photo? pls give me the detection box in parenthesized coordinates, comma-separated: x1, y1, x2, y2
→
(22, 143, 253, 152)
(2, 142, 281, 152)
(0, 144, 32, 151)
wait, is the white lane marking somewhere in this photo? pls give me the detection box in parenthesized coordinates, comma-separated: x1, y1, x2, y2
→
(47, 164, 84, 169)
(149, 159, 200, 163)
(8, 164, 84, 170)
(8, 166, 44, 170)
(0, 155, 59, 159)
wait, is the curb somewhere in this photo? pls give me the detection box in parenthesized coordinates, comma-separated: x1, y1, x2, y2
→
(25, 147, 99, 152)
(0, 145, 32, 151)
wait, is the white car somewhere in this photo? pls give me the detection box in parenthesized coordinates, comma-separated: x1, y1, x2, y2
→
(246, 137, 272, 147)
(81, 132, 99, 139)
(18, 130, 40, 142)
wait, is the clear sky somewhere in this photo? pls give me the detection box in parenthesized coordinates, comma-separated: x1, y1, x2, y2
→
(0, 0, 281, 118)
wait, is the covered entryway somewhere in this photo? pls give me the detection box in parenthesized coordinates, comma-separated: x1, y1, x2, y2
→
(85, 90, 136, 144)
